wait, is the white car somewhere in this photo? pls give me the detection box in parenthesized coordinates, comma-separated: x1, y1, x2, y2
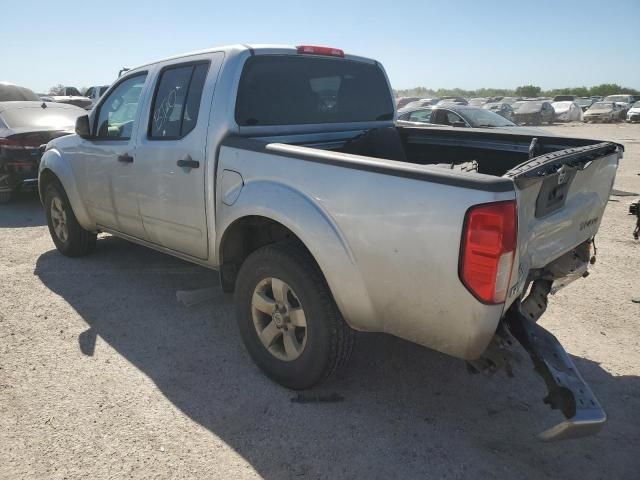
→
(551, 101, 583, 122)
(626, 101, 640, 123)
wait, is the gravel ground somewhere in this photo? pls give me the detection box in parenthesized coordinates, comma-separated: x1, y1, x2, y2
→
(1, 123, 639, 479)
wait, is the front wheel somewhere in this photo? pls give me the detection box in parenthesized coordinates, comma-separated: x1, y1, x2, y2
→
(44, 181, 96, 257)
(234, 241, 354, 389)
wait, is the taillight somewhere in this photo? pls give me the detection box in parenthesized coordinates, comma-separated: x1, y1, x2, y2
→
(460, 200, 517, 304)
(296, 45, 344, 57)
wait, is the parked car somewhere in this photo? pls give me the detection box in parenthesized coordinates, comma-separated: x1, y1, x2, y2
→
(584, 102, 625, 123)
(552, 95, 576, 102)
(602, 94, 634, 106)
(49, 87, 92, 110)
(0, 82, 40, 102)
(551, 101, 584, 122)
(0, 101, 84, 202)
(512, 100, 555, 125)
(398, 105, 544, 134)
(400, 98, 439, 110)
(39, 44, 619, 440)
(467, 97, 488, 107)
(626, 101, 640, 122)
(396, 96, 421, 109)
(436, 96, 468, 106)
(499, 96, 522, 105)
(84, 85, 110, 108)
(602, 94, 634, 114)
(576, 97, 595, 111)
(482, 102, 514, 121)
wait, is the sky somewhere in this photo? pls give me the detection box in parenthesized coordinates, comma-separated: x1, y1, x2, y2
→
(2, 0, 639, 93)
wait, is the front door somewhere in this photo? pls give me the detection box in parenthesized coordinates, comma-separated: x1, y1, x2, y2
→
(134, 54, 222, 259)
(82, 73, 148, 239)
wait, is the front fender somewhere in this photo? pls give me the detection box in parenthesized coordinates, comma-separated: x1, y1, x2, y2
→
(39, 148, 95, 231)
(216, 179, 380, 332)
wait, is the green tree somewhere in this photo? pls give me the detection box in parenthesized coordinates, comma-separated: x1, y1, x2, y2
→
(515, 85, 541, 97)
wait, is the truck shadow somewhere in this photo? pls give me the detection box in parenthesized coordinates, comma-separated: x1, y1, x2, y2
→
(34, 237, 640, 479)
(0, 192, 45, 228)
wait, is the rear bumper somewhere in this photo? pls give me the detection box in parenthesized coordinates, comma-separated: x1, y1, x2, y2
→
(505, 305, 606, 441)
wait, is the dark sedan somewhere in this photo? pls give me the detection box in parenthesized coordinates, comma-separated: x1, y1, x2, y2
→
(511, 101, 555, 125)
(397, 105, 546, 135)
(0, 101, 84, 203)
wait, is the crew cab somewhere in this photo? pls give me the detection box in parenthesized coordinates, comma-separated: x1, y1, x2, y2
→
(38, 44, 621, 441)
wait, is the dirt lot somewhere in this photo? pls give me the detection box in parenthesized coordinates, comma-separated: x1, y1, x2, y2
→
(1, 123, 639, 479)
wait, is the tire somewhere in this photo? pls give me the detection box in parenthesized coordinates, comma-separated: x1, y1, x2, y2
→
(234, 241, 354, 389)
(44, 181, 96, 257)
(0, 191, 12, 204)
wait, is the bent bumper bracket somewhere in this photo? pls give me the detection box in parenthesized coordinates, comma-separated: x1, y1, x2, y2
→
(505, 306, 606, 441)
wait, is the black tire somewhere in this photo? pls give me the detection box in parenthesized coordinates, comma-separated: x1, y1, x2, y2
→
(44, 181, 96, 257)
(0, 191, 12, 204)
(234, 241, 354, 389)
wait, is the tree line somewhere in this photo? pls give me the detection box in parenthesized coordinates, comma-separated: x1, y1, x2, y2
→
(395, 84, 640, 99)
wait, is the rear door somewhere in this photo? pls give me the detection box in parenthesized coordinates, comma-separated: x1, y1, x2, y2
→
(134, 53, 223, 259)
(503, 143, 621, 304)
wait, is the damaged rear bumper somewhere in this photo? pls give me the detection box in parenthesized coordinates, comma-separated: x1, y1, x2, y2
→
(504, 305, 606, 441)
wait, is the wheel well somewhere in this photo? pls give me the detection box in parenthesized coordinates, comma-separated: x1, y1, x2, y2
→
(38, 169, 59, 203)
(219, 216, 311, 293)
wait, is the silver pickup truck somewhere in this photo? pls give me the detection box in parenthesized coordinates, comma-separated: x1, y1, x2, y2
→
(39, 44, 621, 440)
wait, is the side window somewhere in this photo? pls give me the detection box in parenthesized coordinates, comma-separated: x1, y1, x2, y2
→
(408, 110, 431, 123)
(149, 62, 209, 139)
(445, 111, 463, 125)
(85, 87, 94, 98)
(95, 74, 147, 139)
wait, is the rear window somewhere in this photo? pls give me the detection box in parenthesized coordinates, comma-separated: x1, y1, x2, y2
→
(235, 55, 393, 126)
(0, 107, 82, 129)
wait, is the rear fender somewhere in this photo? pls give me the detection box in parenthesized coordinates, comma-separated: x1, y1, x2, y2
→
(216, 180, 380, 332)
(39, 148, 95, 230)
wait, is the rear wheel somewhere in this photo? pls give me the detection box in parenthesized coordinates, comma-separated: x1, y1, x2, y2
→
(44, 181, 96, 257)
(234, 241, 354, 389)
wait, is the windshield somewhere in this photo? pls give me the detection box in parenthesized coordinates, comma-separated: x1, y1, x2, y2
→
(603, 95, 630, 103)
(576, 98, 592, 106)
(553, 95, 574, 102)
(589, 102, 613, 111)
(236, 55, 393, 126)
(513, 101, 543, 113)
(0, 84, 40, 102)
(0, 106, 82, 129)
(633, 101, 640, 108)
(456, 108, 515, 127)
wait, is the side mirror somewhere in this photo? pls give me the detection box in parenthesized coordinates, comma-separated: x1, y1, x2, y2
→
(75, 115, 92, 138)
(451, 121, 467, 128)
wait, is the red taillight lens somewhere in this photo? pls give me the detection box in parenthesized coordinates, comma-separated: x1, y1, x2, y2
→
(460, 201, 517, 304)
(296, 45, 344, 57)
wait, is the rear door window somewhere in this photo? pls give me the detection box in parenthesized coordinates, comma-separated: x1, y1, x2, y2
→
(235, 55, 394, 126)
(149, 62, 209, 139)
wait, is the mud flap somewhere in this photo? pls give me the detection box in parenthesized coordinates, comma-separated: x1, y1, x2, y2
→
(505, 306, 606, 441)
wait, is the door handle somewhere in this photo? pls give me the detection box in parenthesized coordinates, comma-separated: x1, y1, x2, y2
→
(117, 153, 134, 163)
(177, 156, 200, 169)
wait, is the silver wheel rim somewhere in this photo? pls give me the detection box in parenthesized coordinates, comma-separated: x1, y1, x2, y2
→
(251, 277, 307, 362)
(50, 196, 69, 243)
